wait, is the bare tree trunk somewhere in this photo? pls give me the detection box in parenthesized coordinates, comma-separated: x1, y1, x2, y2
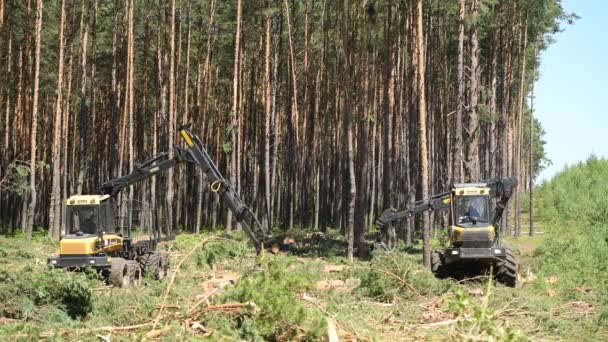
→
(26, 0, 43, 241)
(3, 36, 11, 163)
(166, 0, 176, 236)
(514, 20, 528, 238)
(62, 38, 73, 238)
(416, 0, 431, 268)
(227, 0, 242, 231)
(195, 0, 216, 233)
(178, 4, 192, 231)
(49, 0, 66, 239)
(76, 0, 89, 194)
(127, 0, 135, 233)
(452, 0, 465, 184)
(382, 5, 393, 210)
(465, 0, 480, 181)
(264, 8, 272, 229)
(339, 0, 356, 263)
(529, 43, 537, 236)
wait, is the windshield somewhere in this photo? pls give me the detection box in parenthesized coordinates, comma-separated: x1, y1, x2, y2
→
(66, 206, 99, 234)
(455, 195, 490, 225)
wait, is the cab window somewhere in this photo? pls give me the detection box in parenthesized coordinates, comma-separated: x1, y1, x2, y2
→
(66, 206, 99, 234)
(455, 195, 490, 224)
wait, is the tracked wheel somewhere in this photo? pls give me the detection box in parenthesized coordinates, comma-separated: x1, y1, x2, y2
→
(431, 250, 449, 279)
(108, 258, 130, 288)
(127, 260, 142, 287)
(495, 248, 521, 287)
(141, 252, 168, 280)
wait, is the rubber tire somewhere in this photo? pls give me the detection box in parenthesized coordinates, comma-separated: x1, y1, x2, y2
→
(141, 252, 166, 280)
(495, 247, 520, 287)
(127, 260, 142, 287)
(431, 250, 449, 279)
(109, 258, 130, 288)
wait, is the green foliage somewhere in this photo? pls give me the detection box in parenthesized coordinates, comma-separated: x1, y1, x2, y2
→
(351, 252, 452, 302)
(207, 258, 326, 341)
(535, 156, 608, 327)
(195, 238, 249, 268)
(0, 267, 94, 320)
(448, 290, 527, 341)
(536, 156, 608, 225)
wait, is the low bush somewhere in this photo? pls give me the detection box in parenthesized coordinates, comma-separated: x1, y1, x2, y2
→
(205, 258, 326, 341)
(0, 266, 94, 320)
(351, 252, 453, 302)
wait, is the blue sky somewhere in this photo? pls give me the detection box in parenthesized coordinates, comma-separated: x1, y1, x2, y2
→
(535, 0, 608, 182)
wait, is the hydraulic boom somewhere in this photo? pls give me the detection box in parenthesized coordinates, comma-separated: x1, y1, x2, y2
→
(94, 124, 268, 251)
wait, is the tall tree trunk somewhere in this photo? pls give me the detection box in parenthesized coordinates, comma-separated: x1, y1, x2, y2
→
(127, 0, 135, 233)
(465, 0, 480, 181)
(49, 0, 66, 239)
(76, 0, 89, 194)
(339, 0, 356, 263)
(382, 4, 393, 210)
(196, 0, 216, 233)
(514, 20, 528, 238)
(529, 43, 537, 236)
(452, 0, 465, 184)
(227, 0, 242, 231)
(26, 0, 43, 241)
(416, 0, 431, 268)
(264, 7, 272, 229)
(166, 0, 176, 236)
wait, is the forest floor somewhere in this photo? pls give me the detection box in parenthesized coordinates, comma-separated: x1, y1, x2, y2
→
(0, 227, 606, 341)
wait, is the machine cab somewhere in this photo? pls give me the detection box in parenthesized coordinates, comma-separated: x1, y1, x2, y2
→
(449, 184, 495, 247)
(64, 195, 117, 237)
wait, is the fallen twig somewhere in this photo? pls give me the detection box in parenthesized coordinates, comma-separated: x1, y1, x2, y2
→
(187, 287, 219, 317)
(206, 302, 258, 313)
(300, 296, 372, 342)
(11, 321, 158, 339)
(418, 318, 459, 328)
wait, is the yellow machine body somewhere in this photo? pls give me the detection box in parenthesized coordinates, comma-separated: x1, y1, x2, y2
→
(449, 225, 496, 244)
(59, 234, 124, 256)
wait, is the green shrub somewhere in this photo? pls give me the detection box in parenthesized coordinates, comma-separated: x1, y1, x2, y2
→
(206, 258, 325, 341)
(195, 238, 249, 268)
(448, 290, 527, 341)
(0, 267, 94, 320)
(351, 252, 452, 302)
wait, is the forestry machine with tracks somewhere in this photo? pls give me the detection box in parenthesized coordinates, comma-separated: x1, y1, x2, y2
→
(376, 177, 521, 287)
(48, 124, 268, 287)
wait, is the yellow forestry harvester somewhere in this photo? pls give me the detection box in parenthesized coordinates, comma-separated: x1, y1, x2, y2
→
(376, 178, 521, 287)
(48, 124, 268, 287)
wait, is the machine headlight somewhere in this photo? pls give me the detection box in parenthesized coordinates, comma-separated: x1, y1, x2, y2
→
(494, 249, 502, 254)
(50, 260, 58, 264)
(89, 260, 96, 264)
(451, 250, 459, 255)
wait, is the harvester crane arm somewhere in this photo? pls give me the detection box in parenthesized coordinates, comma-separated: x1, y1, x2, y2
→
(98, 146, 194, 198)
(375, 192, 451, 251)
(178, 124, 269, 251)
(98, 124, 268, 252)
(486, 176, 518, 227)
(376, 192, 451, 229)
